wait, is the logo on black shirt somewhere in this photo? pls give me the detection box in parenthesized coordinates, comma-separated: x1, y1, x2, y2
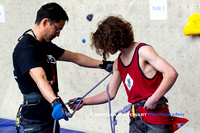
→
(47, 55, 56, 64)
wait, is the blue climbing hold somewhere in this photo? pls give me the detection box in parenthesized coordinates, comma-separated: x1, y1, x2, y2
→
(82, 39, 86, 43)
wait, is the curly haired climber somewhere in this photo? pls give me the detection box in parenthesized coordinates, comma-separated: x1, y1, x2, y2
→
(70, 16, 188, 133)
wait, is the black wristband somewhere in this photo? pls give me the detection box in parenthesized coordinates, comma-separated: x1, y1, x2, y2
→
(99, 60, 114, 72)
(99, 60, 106, 69)
(51, 97, 62, 108)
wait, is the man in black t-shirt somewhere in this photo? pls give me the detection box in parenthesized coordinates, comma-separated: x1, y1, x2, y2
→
(12, 2, 113, 133)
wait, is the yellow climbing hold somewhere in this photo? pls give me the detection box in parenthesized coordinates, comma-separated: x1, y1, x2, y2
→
(183, 13, 200, 36)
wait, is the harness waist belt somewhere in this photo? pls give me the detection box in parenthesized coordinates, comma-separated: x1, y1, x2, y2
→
(23, 92, 45, 105)
(133, 96, 168, 108)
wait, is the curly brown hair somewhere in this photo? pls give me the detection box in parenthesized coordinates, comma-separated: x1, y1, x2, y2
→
(91, 16, 134, 59)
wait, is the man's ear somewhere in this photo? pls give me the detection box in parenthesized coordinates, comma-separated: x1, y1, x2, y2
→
(41, 18, 50, 28)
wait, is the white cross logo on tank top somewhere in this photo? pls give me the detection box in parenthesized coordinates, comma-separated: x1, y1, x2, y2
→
(125, 73, 133, 91)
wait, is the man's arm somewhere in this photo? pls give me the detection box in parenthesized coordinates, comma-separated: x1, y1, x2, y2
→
(29, 67, 57, 103)
(58, 50, 102, 68)
(30, 67, 72, 120)
(140, 46, 178, 110)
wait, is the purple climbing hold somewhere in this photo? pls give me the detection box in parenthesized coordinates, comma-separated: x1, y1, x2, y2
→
(86, 14, 93, 21)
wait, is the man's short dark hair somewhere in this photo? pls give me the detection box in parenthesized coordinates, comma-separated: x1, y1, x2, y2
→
(35, 2, 69, 24)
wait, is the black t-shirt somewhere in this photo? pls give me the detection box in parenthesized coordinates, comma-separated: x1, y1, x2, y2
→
(13, 34, 64, 94)
(13, 33, 65, 121)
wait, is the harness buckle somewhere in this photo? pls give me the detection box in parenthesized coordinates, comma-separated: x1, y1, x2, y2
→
(132, 100, 146, 119)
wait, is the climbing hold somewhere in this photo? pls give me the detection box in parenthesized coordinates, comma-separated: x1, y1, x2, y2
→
(183, 13, 200, 36)
(86, 14, 93, 21)
(82, 39, 86, 43)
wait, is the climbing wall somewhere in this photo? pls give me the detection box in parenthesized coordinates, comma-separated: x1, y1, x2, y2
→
(0, 0, 200, 132)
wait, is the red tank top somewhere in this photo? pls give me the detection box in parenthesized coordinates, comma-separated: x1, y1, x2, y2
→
(118, 43, 163, 103)
(118, 43, 172, 125)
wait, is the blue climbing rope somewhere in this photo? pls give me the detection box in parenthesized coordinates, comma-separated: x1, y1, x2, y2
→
(106, 84, 132, 133)
(53, 71, 133, 133)
(53, 71, 113, 133)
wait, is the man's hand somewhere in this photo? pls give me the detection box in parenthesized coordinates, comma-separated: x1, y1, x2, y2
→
(51, 97, 71, 120)
(99, 60, 114, 72)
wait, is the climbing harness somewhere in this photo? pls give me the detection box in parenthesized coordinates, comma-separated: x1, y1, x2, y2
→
(108, 96, 169, 133)
(15, 92, 47, 133)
